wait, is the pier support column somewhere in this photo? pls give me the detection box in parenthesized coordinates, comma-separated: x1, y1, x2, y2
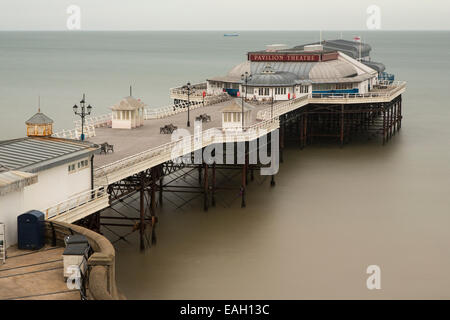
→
(139, 174, 145, 251)
(150, 167, 157, 245)
(280, 121, 284, 163)
(203, 163, 209, 211)
(198, 165, 202, 185)
(398, 97, 402, 130)
(386, 103, 392, 141)
(211, 163, 216, 207)
(157, 165, 163, 208)
(159, 175, 163, 208)
(270, 175, 276, 187)
(393, 101, 398, 134)
(382, 105, 386, 145)
(340, 104, 344, 147)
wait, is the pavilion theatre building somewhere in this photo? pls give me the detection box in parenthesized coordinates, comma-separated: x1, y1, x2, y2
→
(206, 42, 381, 101)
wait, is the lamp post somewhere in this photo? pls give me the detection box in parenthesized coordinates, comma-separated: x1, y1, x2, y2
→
(73, 93, 92, 141)
(182, 82, 192, 127)
(240, 72, 252, 129)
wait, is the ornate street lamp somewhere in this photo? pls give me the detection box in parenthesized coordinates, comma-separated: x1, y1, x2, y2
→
(240, 72, 252, 129)
(182, 82, 192, 127)
(73, 93, 92, 141)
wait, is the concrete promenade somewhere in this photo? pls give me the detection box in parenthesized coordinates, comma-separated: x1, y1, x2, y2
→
(0, 245, 79, 300)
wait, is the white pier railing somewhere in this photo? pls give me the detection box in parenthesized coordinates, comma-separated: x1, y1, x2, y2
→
(43, 186, 109, 223)
(144, 93, 230, 120)
(311, 81, 406, 102)
(256, 94, 310, 121)
(52, 125, 96, 140)
(74, 114, 112, 128)
(94, 118, 280, 186)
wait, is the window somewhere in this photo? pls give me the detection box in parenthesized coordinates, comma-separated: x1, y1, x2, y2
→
(258, 88, 270, 96)
(336, 83, 353, 90)
(299, 85, 309, 93)
(68, 159, 89, 174)
(275, 87, 286, 95)
(68, 163, 76, 173)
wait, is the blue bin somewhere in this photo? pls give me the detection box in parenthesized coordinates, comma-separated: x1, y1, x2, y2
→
(17, 210, 45, 250)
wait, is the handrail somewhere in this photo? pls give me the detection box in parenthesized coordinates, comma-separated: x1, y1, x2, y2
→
(94, 118, 279, 182)
(144, 93, 230, 119)
(52, 124, 96, 140)
(311, 81, 406, 99)
(169, 82, 207, 95)
(74, 114, 112, 128)
(256, 94, 310, 121)
(42, 186, 107, 220)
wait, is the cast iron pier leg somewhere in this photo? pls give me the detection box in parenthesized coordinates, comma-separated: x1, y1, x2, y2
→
(211, 163, 216, 207)
(204, 163, 209, 211)
(139, 174, 145, 251)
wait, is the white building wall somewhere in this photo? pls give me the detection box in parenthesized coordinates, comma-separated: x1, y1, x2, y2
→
(207, 81, 225, 95)
(112, 119, 132, 129)
(357, 80, 370, 94)
(0, 190, 25, 247)
(0, 160, 92, 247)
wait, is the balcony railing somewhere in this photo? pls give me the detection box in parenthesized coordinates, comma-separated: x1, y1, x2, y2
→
(94, 118, 279, 186)
(43, 186, 108, 221)
(311, 81, 406, 100)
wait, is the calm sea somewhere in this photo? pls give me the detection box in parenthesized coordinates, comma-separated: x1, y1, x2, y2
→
(1, 31, 450, 299)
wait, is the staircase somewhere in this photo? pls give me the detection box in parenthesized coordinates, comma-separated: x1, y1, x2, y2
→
(0, 223, 5, 264)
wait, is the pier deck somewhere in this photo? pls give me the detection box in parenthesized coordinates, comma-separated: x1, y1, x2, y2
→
(45, 81, 405, 224)
(89, 99, 269, 168)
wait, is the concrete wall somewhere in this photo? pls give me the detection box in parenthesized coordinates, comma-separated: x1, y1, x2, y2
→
(0, 160, 92, 247)
(0, 190, 24, 247)
(44, 221, 123, 300)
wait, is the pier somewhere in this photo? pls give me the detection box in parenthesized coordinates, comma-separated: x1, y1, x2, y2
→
(42, 80, 405, 250)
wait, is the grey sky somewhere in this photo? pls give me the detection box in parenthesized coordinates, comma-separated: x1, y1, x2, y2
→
(0, 0, 448, 31)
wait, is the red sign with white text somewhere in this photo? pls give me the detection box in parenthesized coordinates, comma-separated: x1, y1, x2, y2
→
(248, 53, 321, 62)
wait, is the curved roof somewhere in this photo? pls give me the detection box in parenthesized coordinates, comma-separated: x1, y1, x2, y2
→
(25, 112, 54, 125)
(247, 65, 299, 86)
(207, 61, 251, 83)
(211, 50, 376, 86)
(227, 61, 251, 79)
(309, 59, 357, 80)
(110, 96, 145, 111)
(362, 60, 386, 73)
